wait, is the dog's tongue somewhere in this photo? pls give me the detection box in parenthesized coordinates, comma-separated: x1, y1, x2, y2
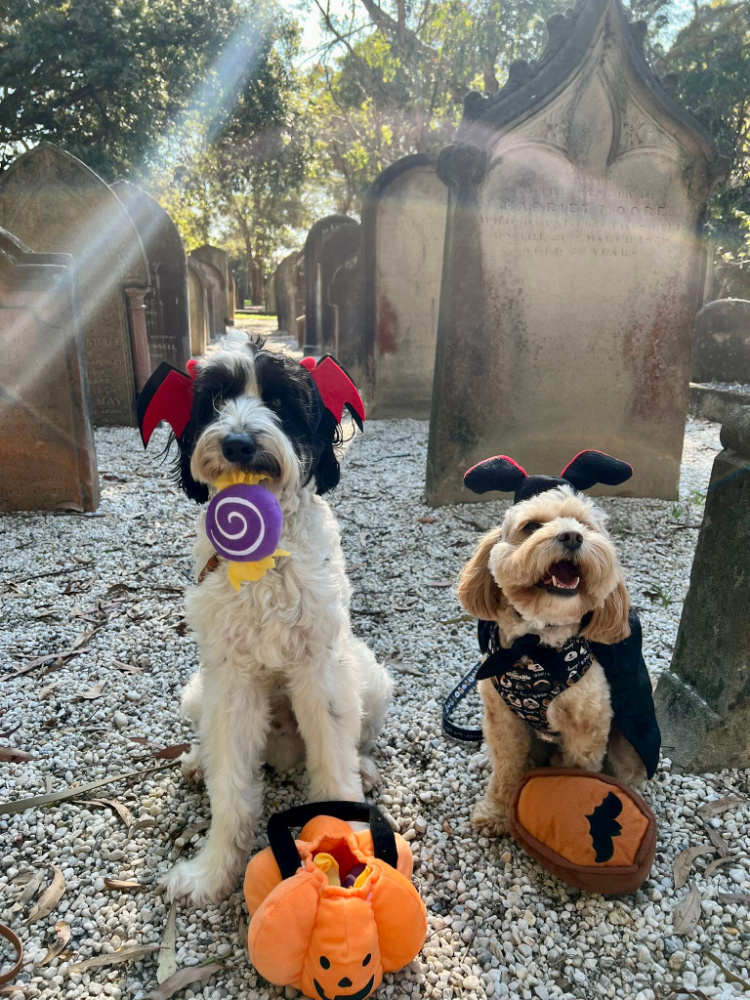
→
(547, 561, 579, 586)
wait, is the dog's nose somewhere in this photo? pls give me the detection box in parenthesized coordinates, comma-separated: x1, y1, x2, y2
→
(221, 433, 257, 464)
(338, 979, 353, 989)
(557, 530, 583, 550)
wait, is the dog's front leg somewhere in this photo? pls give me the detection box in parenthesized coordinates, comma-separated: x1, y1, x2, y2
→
(547, 664, 613, 772)
(472, 679, 532, 835)
(162, 671, 270, 906)
(289, 652, 363, 802)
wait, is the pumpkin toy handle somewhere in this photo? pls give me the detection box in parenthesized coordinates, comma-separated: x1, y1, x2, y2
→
(267, 801, 398, 879)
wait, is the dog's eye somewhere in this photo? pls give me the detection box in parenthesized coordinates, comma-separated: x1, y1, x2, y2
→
(266, 397, 283, 410)
(320, 956, 331, 969)
(522, 521, 541, 533)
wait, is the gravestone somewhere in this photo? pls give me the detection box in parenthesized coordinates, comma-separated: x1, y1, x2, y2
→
(187, 260, 209, 355)
(425, 0, 724, 504)
(0, 144, 152, 426)
(191, 245, 231, 332)
(654, 406, 750, 771)
(294, 254, 306, 347)
(326, 224, 365, 390)
(188, 251, 226, 338)
(274, 251, 300, 336)
(0, 228, 99, 512)
(363, 156, 448, 418)
(303, 215, 357, 355)
(692, 299, 750, 384)
(111, 180, 190, 370)
(318, 222, 362, 355)
(265, 272, 277, 317)
(227, 271, 237, 322)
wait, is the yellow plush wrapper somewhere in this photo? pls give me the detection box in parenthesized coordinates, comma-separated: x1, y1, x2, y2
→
(211, 472, 290, 588)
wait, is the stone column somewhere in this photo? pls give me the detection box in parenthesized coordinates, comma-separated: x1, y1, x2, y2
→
(124, 286, 152, 392)
(653, 406, 750, 770)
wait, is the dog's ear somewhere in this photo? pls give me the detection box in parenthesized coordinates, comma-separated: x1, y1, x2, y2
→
(311, 411, 342, 496)
(580, 579, 631, 645)
(173, 429, 209, 504)
(457, 527, 504, 621)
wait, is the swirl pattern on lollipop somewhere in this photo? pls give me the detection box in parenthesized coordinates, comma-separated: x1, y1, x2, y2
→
(205, 484, 283, 562)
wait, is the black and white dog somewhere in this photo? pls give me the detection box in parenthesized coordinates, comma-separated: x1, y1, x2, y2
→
(161, 334, 392, 905)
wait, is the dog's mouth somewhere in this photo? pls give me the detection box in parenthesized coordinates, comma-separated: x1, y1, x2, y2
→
(536, 560, 581, 595)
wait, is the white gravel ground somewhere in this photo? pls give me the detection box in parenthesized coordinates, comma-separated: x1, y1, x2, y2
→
(3, 411, 750, 1000)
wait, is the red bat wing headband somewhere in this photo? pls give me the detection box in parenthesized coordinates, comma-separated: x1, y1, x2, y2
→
(464, 450, 633, 503)
(136, 356, 365, 447)
(299, 355, 365, 430)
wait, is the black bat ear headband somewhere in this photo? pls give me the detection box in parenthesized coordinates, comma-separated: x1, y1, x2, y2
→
(136, 355, 365, 449)
(464, 450, 633, 503)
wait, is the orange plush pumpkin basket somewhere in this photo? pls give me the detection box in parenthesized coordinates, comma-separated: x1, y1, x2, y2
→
(244, 802, 427, 1000)
(509, 768, 657, 895)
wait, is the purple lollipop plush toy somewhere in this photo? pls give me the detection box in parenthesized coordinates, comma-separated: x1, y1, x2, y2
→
(205, 484, 286, 588)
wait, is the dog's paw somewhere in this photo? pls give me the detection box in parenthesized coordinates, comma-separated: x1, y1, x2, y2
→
(471, 799, 510, 836)
(160, 852, 241, 906)
(359, 755, 380, 793)
(179, 744, 204, 784)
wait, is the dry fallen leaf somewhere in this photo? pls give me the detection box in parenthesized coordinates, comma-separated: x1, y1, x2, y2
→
(704, 856, 740, 878)
(9, 869, 45, 914)
(418, 517, 438, 524)
(80, 798, 134, 828)
(103, 878, 144, 891)
(28, 866, 65, 924)
(704, 950, 750, 988)
(386, 659, 421, 676)
(37, 921, 71, 966)
(0, 746, 34, 763)
(67, 944, 159, 974)
(0, 723, 21, 739)
(718, 892, 750, 904)
(172, 820, 210, 859)
(674, 846, 716, 890)
(707, 827, 731, 858)
(698, 796, 745, 819)
(80, 679, 108, 700)
(424, 580, 453, 588)
(153, 743, 191, 761)
(142, 963, 227, 1000)
(673, 884, 701, 935)
(125, 818, 159, 843)
(157, 904, 177, 984)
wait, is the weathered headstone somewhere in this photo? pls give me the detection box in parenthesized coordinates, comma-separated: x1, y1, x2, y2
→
(265, 272, 277, 317)
(191, 245, 231, 333)
(111, 179, 190, 370)
(0, 144, 152, 426)
(187, 260, 209, 355)
(227, 271, 237, 322)
(692, 299, 750, 384)
(363, 156, 448, 418)
(326, 224, 365, 389)
(653, 406, 750, 771)
(0, 228, 99, 512)
(188, 252, 226, 338)
(274, 251, 300, 336)
(303, 215, 357, 355)
(425, 0, 724, 504)
(294, 254, 306, 347)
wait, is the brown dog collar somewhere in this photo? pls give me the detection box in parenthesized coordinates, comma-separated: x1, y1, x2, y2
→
(198, 554, 220, 584)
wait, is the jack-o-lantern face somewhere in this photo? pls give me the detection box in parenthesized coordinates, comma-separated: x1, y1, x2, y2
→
(312, 947, 377, 1000)
(301, 893, 383, 1000)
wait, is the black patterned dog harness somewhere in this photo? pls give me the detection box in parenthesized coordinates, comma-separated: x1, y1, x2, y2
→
(478, 624, 593, 741)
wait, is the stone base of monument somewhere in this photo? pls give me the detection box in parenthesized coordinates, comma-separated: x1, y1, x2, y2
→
(689, 381, 750, 424)
(654, 407, 750, 771)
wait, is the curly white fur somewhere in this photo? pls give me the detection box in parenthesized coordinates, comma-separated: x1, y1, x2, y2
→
(160, 344, 392, 905)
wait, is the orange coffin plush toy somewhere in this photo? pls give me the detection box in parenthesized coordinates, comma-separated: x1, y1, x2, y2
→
(244, 802, 427, 1000)
(509, 769, 657, 895)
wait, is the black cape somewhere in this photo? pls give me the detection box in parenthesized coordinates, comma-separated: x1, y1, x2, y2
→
(476, 611, 661, 778)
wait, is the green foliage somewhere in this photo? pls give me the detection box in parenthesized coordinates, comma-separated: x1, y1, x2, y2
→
(661, 1, 750, 293)
(0, 0, 240, 180)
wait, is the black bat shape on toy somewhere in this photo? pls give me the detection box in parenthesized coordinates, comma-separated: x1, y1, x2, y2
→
(586, 791, 623, 863)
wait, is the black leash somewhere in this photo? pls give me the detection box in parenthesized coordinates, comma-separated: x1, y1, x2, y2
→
(442, 659, 484, 742)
